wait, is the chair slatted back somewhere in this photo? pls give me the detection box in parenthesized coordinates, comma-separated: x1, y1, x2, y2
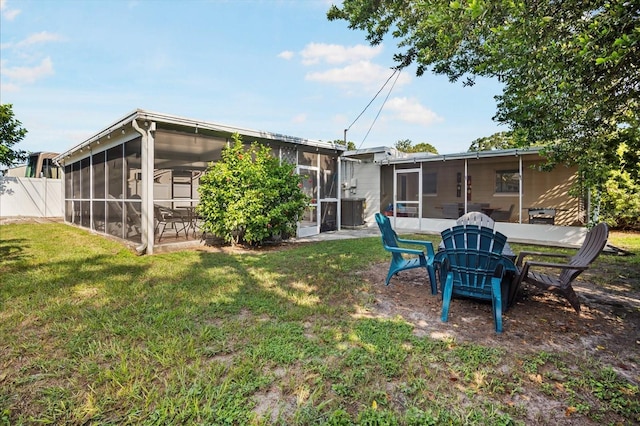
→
(559, 222, 609, 284)
(375, 214, 406, 263)
(441, 225, 507, 299)
(456, 212, 495, 229)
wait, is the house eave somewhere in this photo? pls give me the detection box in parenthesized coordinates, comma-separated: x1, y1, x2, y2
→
(54, 108, 345, 163)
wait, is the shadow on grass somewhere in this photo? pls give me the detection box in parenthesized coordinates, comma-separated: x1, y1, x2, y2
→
(0, 238, 29, 269)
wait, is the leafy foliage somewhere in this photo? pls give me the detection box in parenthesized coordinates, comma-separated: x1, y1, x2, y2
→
(601, 145, 640, 230)
(197, 134, 309, 246)
(328, 1, 640, 188)
(468, 131, 518, 152)
(394, 139, 438, 153)
(0, 104, 28, 167)
(332, 138, 357, 151)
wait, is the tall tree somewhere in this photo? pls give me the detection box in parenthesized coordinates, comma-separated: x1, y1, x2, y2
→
(0, 104, 28, 168)
(395, 139, 438, 154)
(328, 1, 639, 188)
(394, 138, 413, 152)
(468, 131, 518, 152)
(332, 139, 357, 151)
(412, 142, 438, 154)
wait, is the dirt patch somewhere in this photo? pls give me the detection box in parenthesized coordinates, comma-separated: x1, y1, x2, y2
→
(356, 263, 640, 386)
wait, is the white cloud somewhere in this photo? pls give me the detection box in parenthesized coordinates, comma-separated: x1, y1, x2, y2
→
(16, 31, 65, 47)
(1, 56, 54, 84)
(277, 50, 294, 60)
(291, 113, 307, 123)
(0, 81, 19, 92)
(1, 0, 21, 20)
(385, 97, 443, 126)
(300, 43, 383, 65)
(305, 61, 410, 88)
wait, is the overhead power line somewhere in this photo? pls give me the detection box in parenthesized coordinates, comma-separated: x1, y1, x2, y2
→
(344, 68, 401, 145)
(358, 69, 402, 149)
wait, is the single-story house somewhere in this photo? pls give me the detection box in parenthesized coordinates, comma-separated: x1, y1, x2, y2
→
(53, 109, 591, 253)
(340, 147, 589, 246)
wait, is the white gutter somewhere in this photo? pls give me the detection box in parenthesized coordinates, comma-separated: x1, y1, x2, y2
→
(131, 118, 154, 255)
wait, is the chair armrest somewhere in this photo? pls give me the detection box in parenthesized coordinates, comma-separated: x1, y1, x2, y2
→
(384, 246, 425, 257)
(498, 256, 517, 274)
(515, 250, 570, 267)
(523, 260, 588, 270)
(396, 237, 435, 256)
(434, 251, 447, 264)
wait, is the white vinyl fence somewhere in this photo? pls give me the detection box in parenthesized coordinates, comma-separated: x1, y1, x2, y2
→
(0, 177, 63, 218)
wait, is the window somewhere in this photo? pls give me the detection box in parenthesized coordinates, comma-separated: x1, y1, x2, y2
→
(423, 172, 437, 195)
(495, 170, 519, 193)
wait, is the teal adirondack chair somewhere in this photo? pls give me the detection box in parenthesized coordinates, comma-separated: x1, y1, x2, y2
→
(375, 213, 437, 294)
(439, 224, 516, 333)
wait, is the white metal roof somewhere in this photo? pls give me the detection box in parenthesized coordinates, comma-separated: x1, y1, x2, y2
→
(54, 108, 345, 162)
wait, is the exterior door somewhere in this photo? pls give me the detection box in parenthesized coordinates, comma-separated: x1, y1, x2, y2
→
(394, 168, 421, 224)
(297, 165, 320, 237)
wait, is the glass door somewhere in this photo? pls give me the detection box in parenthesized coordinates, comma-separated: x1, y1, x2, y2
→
(394, 168, 421, 219)
(297, 165, 319, 237)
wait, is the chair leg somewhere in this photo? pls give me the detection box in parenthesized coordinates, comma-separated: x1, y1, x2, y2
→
(553, 285, 581, 313)
(441, 273, 453, 322)
(158, 222, 167, 241)
(427, 265, 438, 295)
(385, 263, 398, 286)
(491, 278, 503, 333)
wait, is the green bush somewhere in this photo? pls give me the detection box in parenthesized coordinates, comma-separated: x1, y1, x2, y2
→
(600, 145, 640, 230)
(197, 134, 309, 246)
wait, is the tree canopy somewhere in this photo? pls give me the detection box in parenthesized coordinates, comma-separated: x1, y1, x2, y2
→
(332, 139, 357, 151)
(468, 131, 518, 152)
(0, 104, 28, 168)
(394, 139, 438, 153)
(328, 1, 639, 187)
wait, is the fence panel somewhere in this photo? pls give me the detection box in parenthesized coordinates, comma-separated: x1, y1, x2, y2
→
(0, 177, 63, 218)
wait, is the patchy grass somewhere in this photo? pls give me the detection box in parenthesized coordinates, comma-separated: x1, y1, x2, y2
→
(0, 223, 638, 425)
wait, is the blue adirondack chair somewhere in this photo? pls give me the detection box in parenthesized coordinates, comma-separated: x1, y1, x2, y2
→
(375, 213, 437, 294)
(439, 224, 516, 333)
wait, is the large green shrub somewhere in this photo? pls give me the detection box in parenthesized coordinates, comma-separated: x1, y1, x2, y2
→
(601, 170, 640, 231)
(595, 144, 640, 231)
(197, 134, 309, 246)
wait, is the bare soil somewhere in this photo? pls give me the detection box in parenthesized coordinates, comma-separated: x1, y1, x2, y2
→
(355, 262, 640, 424)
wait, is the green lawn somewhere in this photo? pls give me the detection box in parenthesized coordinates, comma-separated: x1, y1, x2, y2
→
(1, 223, 638, 425)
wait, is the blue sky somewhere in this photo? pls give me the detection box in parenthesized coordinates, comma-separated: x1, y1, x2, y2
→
(1, 0, 506, 156)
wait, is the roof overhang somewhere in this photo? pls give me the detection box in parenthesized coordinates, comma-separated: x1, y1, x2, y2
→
(54, 109, 345, 163)
(375, 146, 545, 165)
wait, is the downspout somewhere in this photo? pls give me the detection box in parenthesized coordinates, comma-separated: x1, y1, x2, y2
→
(131, 118, 154, 254)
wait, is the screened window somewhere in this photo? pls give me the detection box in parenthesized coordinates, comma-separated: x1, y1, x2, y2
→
(423, 172, 437, 195)
(495, 170, 519, 193)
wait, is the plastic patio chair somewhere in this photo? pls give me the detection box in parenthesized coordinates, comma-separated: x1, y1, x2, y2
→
(439, 224, 516, 333)
(456, 211, 495, 229)
(374, 213, 437, 294)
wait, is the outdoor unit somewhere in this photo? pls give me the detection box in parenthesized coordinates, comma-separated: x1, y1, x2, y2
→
(341, 198, 365, 227)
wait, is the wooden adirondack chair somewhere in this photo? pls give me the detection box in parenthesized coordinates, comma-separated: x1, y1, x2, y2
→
(375, 213, 437, 294)
(440, 224, 516, 333)
(513, 222, 609, 312)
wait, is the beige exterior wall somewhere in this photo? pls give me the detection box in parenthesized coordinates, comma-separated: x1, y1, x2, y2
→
(380, 153, 583, 226)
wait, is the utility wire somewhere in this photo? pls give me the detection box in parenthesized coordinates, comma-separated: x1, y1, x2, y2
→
(346, 68, 399, 133)
(358, 68, 402, 149)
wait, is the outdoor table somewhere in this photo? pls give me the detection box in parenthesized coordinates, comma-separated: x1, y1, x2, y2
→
(175, 206, 198, 237)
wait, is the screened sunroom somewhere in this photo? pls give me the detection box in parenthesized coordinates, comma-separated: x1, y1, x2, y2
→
(54, 110, 344, 254)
